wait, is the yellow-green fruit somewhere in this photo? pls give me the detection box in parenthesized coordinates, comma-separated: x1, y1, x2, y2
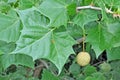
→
(76, 52, 91, 66)
(100, 62, 111, 72)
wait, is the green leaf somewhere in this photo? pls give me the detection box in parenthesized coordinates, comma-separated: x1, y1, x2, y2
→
(95, 0, 108, 20)
(0, 40, 16, 54)
(41, 69, 60, 80)
(6, 66, 36, 80)
(18, 0, 35, 9)
(38, 0, 67, 27)
(0, 75, 9, 80)
(85, 76, 96, 80)
(110, 60, 120, 71)
(85, 72, 106, 80)
(86, 23, 114, 57)
(103, 0, 120, 8)
(83, 0, 93, 5)
(67, 23, 83, 39)
(69, 63, 81, 75)
(7, 0, 17, 3)
(105, 19, 120, 47)
(0, 54, 34, 69)
(0, 12, 21, 42)
(14, 7, 76, 74)
(107, 47, 120, 61)
(73, 10, 98, 28)
(92, 72, 106, 79)
(111, 70, 120, 80)
(83, 65, 97, 76)
(0, 1, 11, 13)
(67, 3, 76, 16)
(109, 60, 120, 80)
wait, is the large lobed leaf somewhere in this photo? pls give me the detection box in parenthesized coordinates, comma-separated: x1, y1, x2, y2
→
(86, 23, 114, 57)
(86, 18, 120, 58)
(104, 18, 120, 60)
(13, 7, 76, 74)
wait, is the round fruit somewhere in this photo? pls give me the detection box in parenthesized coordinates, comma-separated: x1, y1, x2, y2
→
(76, 52, 91, 66)
(100, 62, 111, 72)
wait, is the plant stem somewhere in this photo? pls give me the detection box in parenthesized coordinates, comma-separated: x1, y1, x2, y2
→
(82, 28, 86, 52)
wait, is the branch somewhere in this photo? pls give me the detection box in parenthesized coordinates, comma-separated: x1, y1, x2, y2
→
(77, 6, 101, 11)
(33, 64, 44, 78)
(33, 60, 48, 78)
(76, 5, 114, 14)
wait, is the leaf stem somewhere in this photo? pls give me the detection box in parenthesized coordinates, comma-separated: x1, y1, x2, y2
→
(82, 28, 86, 52)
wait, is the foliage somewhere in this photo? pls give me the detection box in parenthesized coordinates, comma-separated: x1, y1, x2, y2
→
(0, 0, 120, 79)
